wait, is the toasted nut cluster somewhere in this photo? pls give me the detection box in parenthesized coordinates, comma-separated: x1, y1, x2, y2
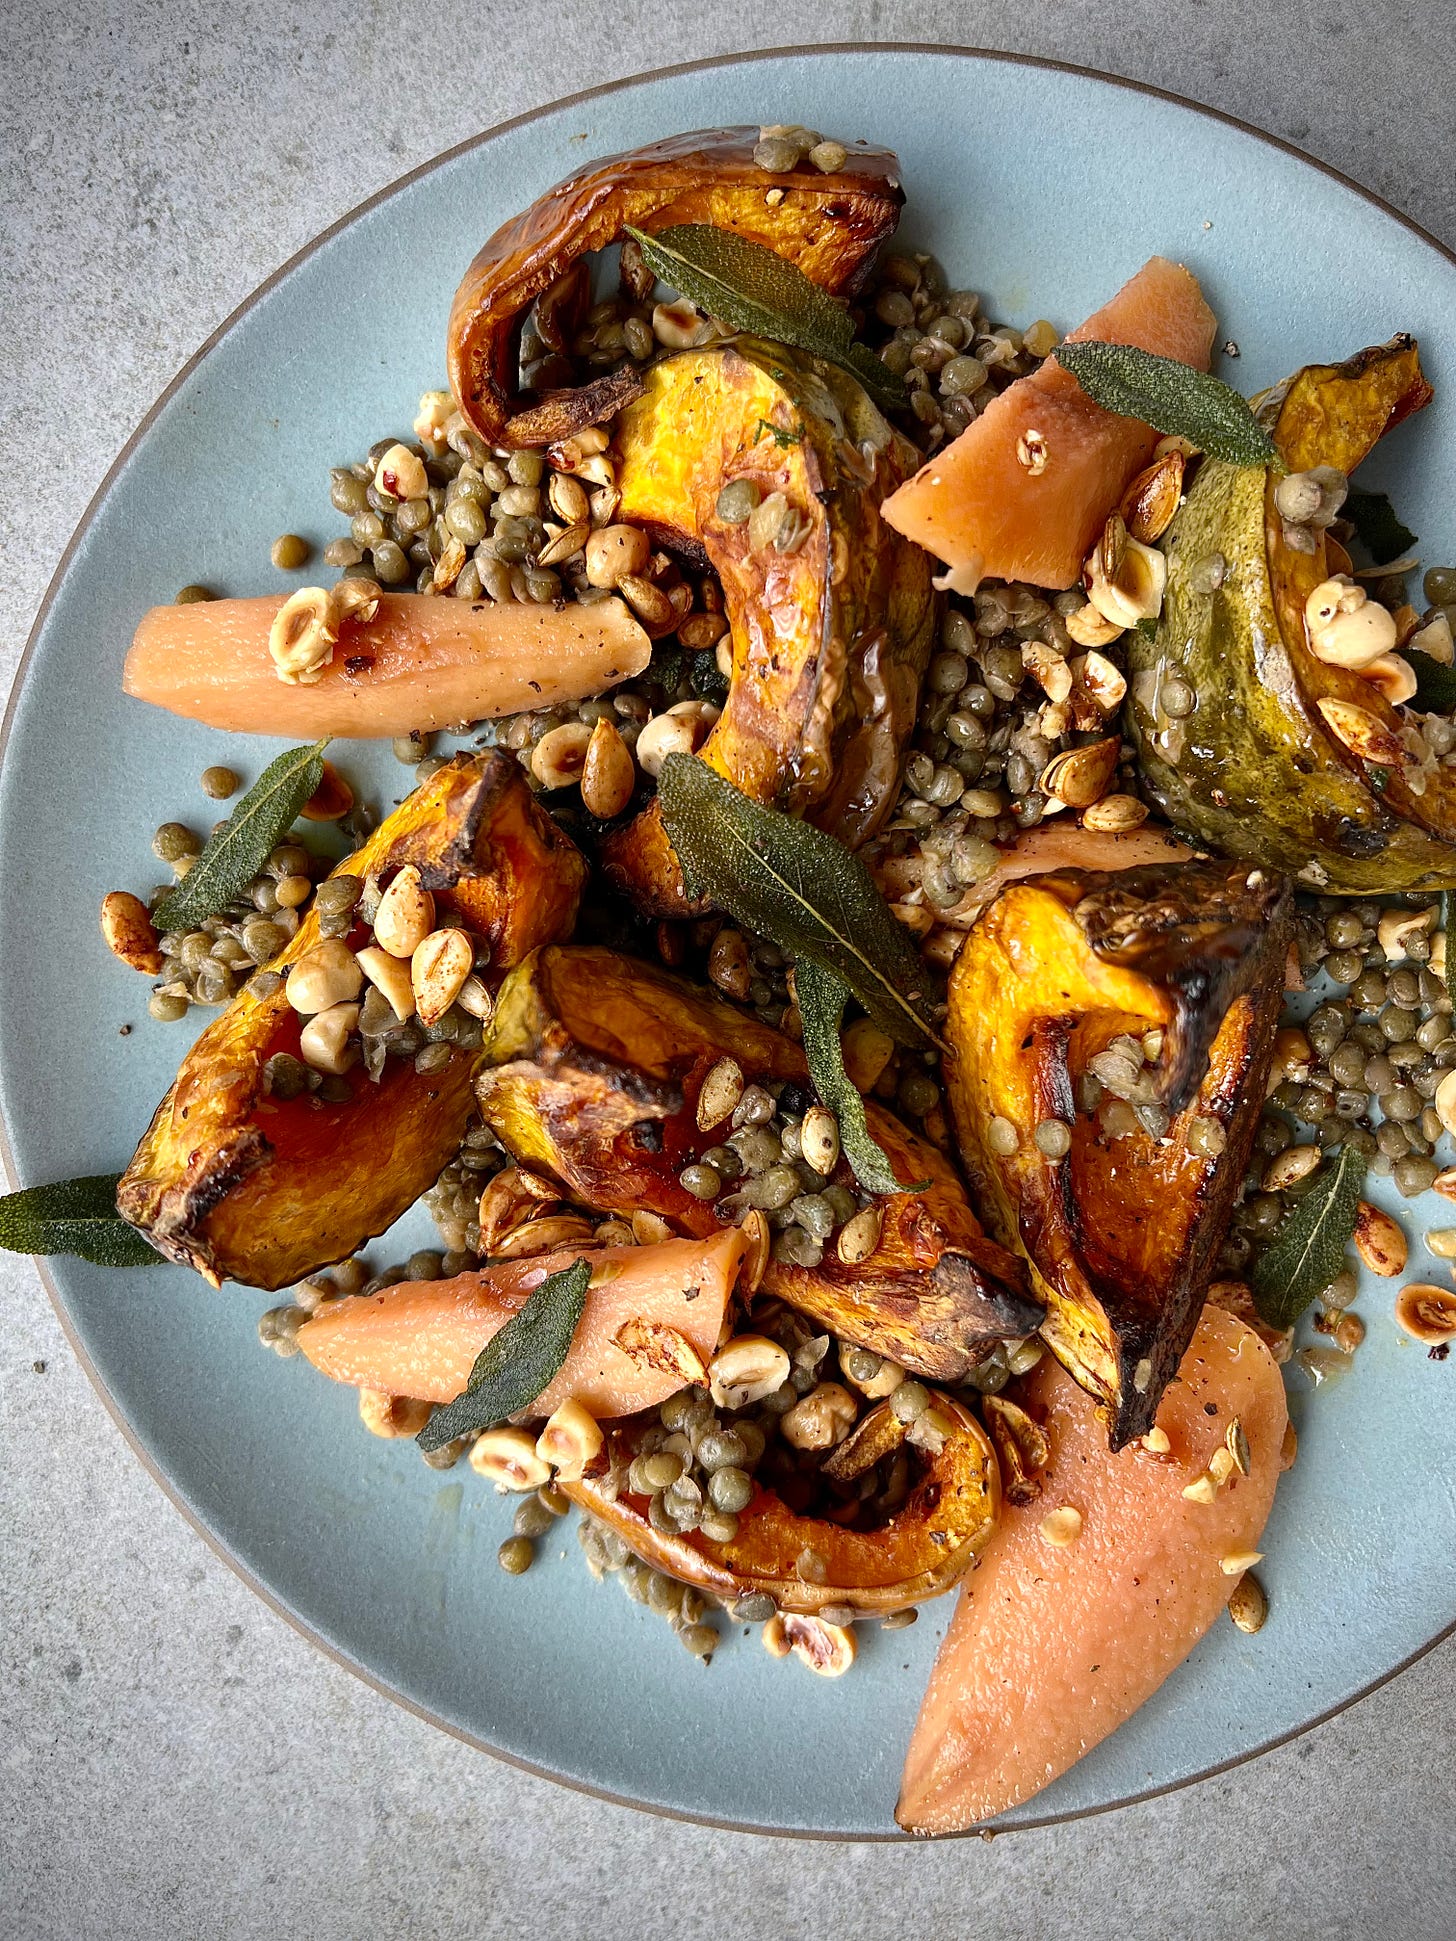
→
(1352, 1201, 1407, 1277)
(762, 1612, 857, 1676)
(1394, 1283, 1456, 1345)
(781, 1382, 858, 1451)
(100, 891, 163, 974)
(356, 944, 414, 1021)
(836, 1205, 883, 1266)
(299, 1001, 361, 1076)
(286, 939, 365, 1015)
(580, 716, 636, 819)
(358, 1389, 432, 1438)
(636, 700, 720, 779)
(1304, 576, 1398, 670)
(412, 927, 473, 1025)
(1227, 1573, 1268, 1634)
(1084, 513, 1167, 630)
(373, 865, 435, 958)
(799, 1104, 840, 1175)
(708, 1335, 791, 1410)
(696, 1056, 745, 1131)
(584, 523, 651, 589)
(534, 1399, 604, 1480)
(469, 1426, 552, 1491)
(373, 442, 428, 502)
(1038, 1505, 1083, 1548)
(269, 586, 336, 684)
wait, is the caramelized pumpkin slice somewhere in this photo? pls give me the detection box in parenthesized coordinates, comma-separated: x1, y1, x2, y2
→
(898, 1305, 1287, 1832)
(1128, 337, 1456, 891)
(447, 127, 903, 448)
(600, 339, 937, 915)
(564, 1392, 999, 1617)
(296, 1231, 746, 1418)
(946, 861, 1291, 1446)
(117, 755, 586, 1289)
(477, 944, 1040, 1380)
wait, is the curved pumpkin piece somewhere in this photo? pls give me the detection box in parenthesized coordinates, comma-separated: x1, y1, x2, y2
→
(600, 339, 937, 914)
(898, 1305, 1287, 1832)
(117, 755, 586, 1290)
(447, 128, 904, 449)
(477, 944, 1040, 1380)
(564, 1392, 999, 1617)
(1129, 336, 1456, 892)
(296, 1231, 746, 1418)
(945, 860, 1291, 1446)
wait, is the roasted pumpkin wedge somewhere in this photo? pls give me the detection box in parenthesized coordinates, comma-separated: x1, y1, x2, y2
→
(117, 755, 586, 1289)
(945, 860, 1292, 1447)
(599, 339, 937, 915)
(563, 1391, 1000, 1617)
(476, 945, 1040, 1378)
(447, 127, 904, 449)
(1127, 336, 1456, 892)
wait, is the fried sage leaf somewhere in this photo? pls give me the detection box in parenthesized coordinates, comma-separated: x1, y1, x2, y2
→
(625, 223, 906, 412)
(416, 1256, 591, 1451)
(0, 1175, 163, 1267)
(657, 754, 940, 1050)
(153, 740, 329, 932)
(1055, 341, 1277, 468)
(1410, 651, 1456, 714)
(1251, 1144, 1365, 1330)
(795, 958, 926, 1195)
(1344, 487, 1417, 567)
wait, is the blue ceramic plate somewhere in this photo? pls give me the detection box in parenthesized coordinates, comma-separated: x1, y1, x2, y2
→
(6, 46, 1456, 1838)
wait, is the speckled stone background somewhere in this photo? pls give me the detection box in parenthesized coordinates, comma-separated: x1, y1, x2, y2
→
(3, 6, 1454, 1937)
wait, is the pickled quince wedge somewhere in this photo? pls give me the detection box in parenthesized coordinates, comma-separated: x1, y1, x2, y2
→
(881, 256, 1217, 590)
(946, 860, 1292, 1447)
(898, 1305, 1287, 1832)
(476, 944, 1040, 1380)
(563, 1392, 999, 1618)
(447, 127, 904, 449)
(117, 755, 586, 1290)
(600, 338, 937, 915)
(1127, 335, 1456, 892)
(296, 1231, 747, 1419)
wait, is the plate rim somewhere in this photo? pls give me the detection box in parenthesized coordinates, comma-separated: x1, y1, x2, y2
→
(8, 38, 1456, 1841)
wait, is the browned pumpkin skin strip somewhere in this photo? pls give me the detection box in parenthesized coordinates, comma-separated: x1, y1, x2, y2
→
(477, 944, 1040, 1379)
(446, 127, 904, 449)
(563, 1394, 1000, 1617)
(117, 756, 586, 1290)
(600, 340, 937, 915)
(946, 860, 1292, 1448)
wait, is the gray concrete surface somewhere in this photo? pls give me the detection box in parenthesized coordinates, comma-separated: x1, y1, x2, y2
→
(3, 4, 1454, 1936)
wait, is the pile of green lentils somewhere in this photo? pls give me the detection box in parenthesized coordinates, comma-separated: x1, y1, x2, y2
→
(203, 198, 1456, 1660)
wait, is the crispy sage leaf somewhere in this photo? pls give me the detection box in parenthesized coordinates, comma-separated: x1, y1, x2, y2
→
(625, 224, 907, 412)
(416, 1257, 591, 1452)
(1251, 1144, 1365, 1330)
(795, 958, 926, 1195)
(1344, 487, 1417, 567)
(1055, 341, 1277, 468)
(1409, 650, 1456, 714)
(0, 1175, 163, 1267)
(153, 739, 329, 932)
(657, 755, 941, 1050)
